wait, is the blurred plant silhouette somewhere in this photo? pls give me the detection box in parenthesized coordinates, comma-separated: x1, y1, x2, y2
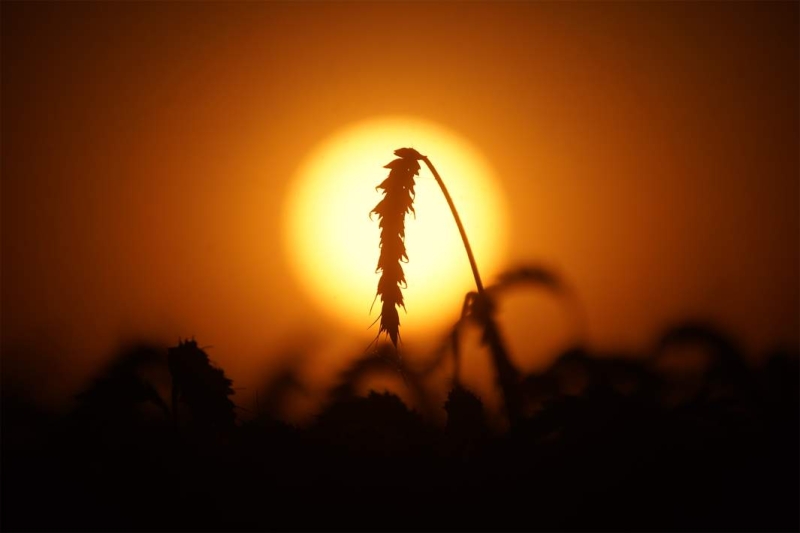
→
(74, 343, 171, 428)
(371, 147, 529, 425)
(443, 385, 488, 460)
(3, 321, 798, 532)
(74, 338, 236, 435)
(168, 339, 237, 433)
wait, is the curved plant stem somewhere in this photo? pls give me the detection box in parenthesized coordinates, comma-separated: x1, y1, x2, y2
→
(421, 156, 485, 295)
(422, 155, 523, 426)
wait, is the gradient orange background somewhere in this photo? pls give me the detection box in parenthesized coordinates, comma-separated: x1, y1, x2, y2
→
(3, 2, 797, 415)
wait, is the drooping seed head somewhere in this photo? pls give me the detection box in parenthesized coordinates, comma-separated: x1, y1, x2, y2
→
(370, 149, 421, 346)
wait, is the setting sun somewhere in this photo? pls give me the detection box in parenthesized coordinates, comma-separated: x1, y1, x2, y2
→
(284, 117, 509, 338)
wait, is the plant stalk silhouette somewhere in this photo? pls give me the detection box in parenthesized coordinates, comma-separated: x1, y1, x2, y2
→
(371, 147, 522, 425)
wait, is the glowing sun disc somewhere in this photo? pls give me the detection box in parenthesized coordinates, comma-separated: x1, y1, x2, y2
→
(284, 116, 509, 338)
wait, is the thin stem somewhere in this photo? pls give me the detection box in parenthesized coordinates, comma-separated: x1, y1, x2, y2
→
(422, 155, 523, 426)
(421, 156, 485, 295)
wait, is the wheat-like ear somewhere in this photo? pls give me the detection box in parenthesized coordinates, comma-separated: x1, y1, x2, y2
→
(370, 151, 421, 346)
(369, 147, 526, 425)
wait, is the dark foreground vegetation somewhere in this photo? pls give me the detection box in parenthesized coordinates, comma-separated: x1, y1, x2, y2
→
(2, 323, 798, 532)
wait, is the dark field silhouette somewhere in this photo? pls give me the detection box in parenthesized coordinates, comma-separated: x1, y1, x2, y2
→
(3, 3, 797, 531)
(2, 322, 797, 532)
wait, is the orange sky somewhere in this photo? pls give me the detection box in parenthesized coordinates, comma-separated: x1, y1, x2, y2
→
(2, 1, 798, 413)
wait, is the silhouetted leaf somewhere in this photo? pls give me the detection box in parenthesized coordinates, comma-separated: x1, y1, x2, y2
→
(487, 265, 563, 296)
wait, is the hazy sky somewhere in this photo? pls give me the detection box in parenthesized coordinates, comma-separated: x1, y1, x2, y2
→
(3, 1, 798, 411)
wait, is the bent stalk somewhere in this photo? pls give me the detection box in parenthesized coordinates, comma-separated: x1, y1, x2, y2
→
(420, 156, 484, 295)
(421, 155, 523, 426)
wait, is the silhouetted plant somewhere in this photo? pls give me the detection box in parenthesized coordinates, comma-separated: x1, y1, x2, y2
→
(443, 385, 488, 460)
(452, 264, 591, 424)
(652, 321, 752, 407)
(74, 339, 238, 435)
(371, 148, 525, 425)
(312, 391, 431, 458)
(168, 339, 236, 432)
(6, 327, 799, 532)
(74, 343, 171, 427)
(327, 343, 439, 421)
(370, 149, 420, 347)
(254, 365, 307, 422)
